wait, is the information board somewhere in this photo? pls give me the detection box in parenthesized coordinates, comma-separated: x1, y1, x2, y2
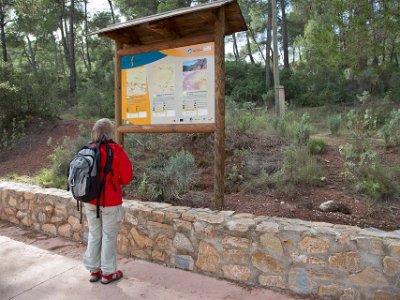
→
(121, 42, 215, 125)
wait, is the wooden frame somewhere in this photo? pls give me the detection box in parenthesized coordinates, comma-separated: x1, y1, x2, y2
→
(100, 0, 247, 209)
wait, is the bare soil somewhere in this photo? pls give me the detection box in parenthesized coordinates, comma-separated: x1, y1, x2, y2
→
(0, 118, 399, 231)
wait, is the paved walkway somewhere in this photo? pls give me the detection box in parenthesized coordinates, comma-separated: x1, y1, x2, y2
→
(0, 221, 297, 300)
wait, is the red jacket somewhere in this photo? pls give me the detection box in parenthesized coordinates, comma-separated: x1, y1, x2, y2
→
(88, 142, 133, 207)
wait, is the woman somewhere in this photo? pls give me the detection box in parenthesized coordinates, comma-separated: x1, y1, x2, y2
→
(83, 118, 133, 284)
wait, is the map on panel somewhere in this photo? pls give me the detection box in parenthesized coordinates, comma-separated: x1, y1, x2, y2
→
(120, 42, 215, 125)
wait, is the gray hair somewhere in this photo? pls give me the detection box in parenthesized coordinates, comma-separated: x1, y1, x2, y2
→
(91, 118, 115, 142)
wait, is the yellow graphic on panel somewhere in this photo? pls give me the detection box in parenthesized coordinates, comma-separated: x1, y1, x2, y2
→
(121, 66, 151, 125)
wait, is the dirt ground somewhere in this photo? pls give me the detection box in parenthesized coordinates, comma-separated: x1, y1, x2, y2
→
(0, 118, 399, 231)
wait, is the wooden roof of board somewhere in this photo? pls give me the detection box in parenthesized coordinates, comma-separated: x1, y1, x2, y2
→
(90, 0, 247, 46)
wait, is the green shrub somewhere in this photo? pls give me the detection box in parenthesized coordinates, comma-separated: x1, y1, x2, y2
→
(308, 139, 327, 155)
(380, 110, 400, 148)
(136, 150, 198, 202)
(35, 125, 91, 189)
(272, 145, 324, 193)
(0, 118, 26, 150)
(346, 109, 378, 136)
(339, 141, 400, 200)
(329, 115, 341, 135)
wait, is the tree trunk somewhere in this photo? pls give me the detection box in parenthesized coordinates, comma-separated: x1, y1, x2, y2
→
(249, 27, 265, 63)
(280, 0, 289, 69)
(107, 0, 116, 24)
(232, 33, 239, 61)
(84, 0, 91, 73)
(245, 31, 255, 64)
(58, 0, 70, 69)
(69, 0, 77, 98)
(26, 35, 37, 71)
(265, 0, 272, 88)
(0, 3, 7, 62)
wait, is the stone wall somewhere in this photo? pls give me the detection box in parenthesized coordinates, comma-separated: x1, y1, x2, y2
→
(0, 181, 399, 300)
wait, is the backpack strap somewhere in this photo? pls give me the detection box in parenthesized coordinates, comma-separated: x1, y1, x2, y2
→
(94, 137, 114, 218)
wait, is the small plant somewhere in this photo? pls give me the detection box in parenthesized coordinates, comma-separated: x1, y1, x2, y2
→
(136, 150, 198, 202)
(346, 109, 378, 137)
(339, 141, 400, 201)
(329, 115, 341, 135)
(35, 124, 91, 189)
(272, 145, 324, 194)
(0, 117, 26, 150)
(308, 139, 327, 155)
(290, 113, 312, 146)
(380, 110, 400, 148)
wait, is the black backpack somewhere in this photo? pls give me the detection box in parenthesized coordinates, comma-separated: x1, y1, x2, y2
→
(68, 137, 114, 222)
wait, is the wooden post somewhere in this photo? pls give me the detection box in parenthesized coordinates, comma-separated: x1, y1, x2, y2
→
(278, 85, 285, 116)
(271, 0, 281, 117)
(214, 7, 225, 210)
(114, 41, 124, 145)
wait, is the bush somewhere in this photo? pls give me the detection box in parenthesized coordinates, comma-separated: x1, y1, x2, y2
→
(308, 139, 327, 155)
(339, 140, 400, 200)
(0, 118, 26, 150)
(136, 150, 198, 202)
(329, 115, 341, 135)
(225, 61, 266, 105)
(346, 109, 378, 137)
(35, 125, 91, 189)
(380, 110, 400, 148)
(272, 145, 324, 193)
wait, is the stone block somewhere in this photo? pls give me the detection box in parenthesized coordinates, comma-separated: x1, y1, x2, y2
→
(54, 204, 68, 218)
(173, 232, 194, 252)
(196, 213, 225, 224)
(16, 210, 27, 219)
(350, 267, 388, 286)
(260, 234, 283, 255)
(256, 221, 280, 233)
(8, 196, 17, 207)
(68, 216, 81, 231)
(174, 219, 192, 232)
(117, 234, 129, 254)
(373, 290, 400, 300)
(318, 284, 340, 297)
(175, 255, 194, 270)
(388, 242, 400, 259)
(232, 213, 254, 219)
(150, 210, 165, 223)
(152, 249, 166, 262)
(329, 252, 361, 272)
(181, 210, 197, 222)
(58, 224, 72, 238)
(21, 216, 31, 226)
(193, 221, 216, 239)
(288, 268, 311, 295)
(259, 275, 285, 289)
(155, 234, 172, 250)
(223, 249, 246, 264)
(42, 224, 57, 236)
(226, 218, 255, 233)
(165, 210, 181, 222)
(147, 221, 174, 238)
(130, 227, 154, 249)
(251, 251, 283, 273)
(9, 216, 19, 224)
(383, 256, 400, 276)
(340, 288, 360, 300)
(298, 236, 329, 254)
(222, 265, 250, 282)
(222, 236, 251, 250)
(196, 241, 220, 273)
(355, 237, 384, 255)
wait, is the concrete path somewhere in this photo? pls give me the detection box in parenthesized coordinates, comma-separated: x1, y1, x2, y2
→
(0, 221, 298, 300)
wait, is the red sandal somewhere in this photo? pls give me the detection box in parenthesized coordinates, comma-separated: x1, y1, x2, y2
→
(89, 270, 102, 282)
(101, 270, 123, 284)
